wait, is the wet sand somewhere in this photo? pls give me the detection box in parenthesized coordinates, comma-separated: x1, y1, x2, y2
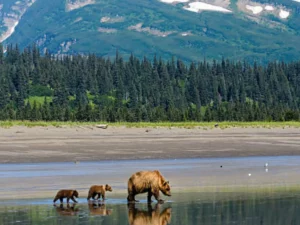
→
(0, 126, 300, 163)
(0, 156, 300, 200)
(0, 126, 300, 200)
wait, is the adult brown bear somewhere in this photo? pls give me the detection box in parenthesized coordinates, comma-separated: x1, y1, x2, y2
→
(127, 170, 171, 203)
(87, 184, 112, 200)
(128, 203, 172, 225)
(88, 202, 113, 216)
(53, 190, 79, 204)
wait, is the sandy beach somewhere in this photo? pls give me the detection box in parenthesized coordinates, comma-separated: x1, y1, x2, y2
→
(0, 126, 299, 163)
(0, 126, 300, 200)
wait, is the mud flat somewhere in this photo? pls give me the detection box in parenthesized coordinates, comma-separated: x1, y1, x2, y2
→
(0, 126, 300, 163)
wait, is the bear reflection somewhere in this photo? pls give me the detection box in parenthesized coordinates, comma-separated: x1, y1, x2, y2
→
(54, 203, 79, 216)
(128, 203, 172, 225)
(88, 202, 113, 216)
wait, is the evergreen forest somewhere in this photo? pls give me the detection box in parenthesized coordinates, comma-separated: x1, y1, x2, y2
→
(0, 44, 300, 122)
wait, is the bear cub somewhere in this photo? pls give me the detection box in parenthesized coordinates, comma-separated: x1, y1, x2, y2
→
(53, 189, 79, 204)
(87, 184, 112, 201)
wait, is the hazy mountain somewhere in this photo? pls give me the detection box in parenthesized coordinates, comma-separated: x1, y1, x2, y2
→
(1, 0, 300, 62)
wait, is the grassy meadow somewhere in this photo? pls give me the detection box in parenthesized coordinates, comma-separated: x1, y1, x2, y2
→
(0, 120, 300, 128)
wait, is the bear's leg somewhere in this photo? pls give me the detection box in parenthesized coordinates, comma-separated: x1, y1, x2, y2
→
(53, 196, 58, 203)
(92, 193, 97, 200)
(127, 193, 138, 202)
(87, 191, 91, 200)
(147, 190, 153, 203)
(127, 194, 132, 202)
(60, 197, 63, 204)
(71, 196, 77, 203)
(97, 193, 102, 200)
(153, 189, 164, 203)
(67, 197, 70, 204)
(147, 203, 154, 212)
(102, 192, 106, 200)
(133, 194, 139, 202)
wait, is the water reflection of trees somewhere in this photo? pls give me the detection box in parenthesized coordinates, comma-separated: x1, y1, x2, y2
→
(0, 193, 300, 225)
(128, 203, 172, 225)
(171, 192, 300, 225)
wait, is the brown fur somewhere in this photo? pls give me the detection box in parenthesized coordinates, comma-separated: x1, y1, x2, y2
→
(53, 189, 79, 204)
(127, 170, 171, 203)
(88, 202, 113, 216)
(128, 203, 172, 225)
(87, 184, 112, 200)
(54, 203, 79, 216)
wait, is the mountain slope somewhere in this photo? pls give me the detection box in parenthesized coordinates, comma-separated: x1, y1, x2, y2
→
(1, 0, 300, 62)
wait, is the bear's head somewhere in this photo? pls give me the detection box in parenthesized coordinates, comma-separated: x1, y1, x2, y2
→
(160, 181, 171, 196)
(73, 190, 79, 198)
(105, 184, 113, 192)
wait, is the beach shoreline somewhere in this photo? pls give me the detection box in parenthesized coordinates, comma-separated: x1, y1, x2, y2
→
(0, 126, 300, 200)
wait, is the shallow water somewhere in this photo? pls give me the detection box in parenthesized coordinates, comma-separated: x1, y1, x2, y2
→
(0, 156, 300, 200)
(1, 192, 300, 225)
(1, 156, 300, 224)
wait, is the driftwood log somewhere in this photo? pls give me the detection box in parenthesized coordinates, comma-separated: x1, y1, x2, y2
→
(96, 124, 108, 129)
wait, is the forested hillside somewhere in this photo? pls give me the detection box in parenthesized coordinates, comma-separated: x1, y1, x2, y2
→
(0, 44, 300, 122)
(1, 0, 300, 62)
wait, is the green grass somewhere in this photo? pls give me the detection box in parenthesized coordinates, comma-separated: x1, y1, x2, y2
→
(25, 96, 53, 106)
(116, 121, 300, 129)
(0, 121, 300, 128)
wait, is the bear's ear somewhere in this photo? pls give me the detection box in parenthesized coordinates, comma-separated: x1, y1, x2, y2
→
(163, 181, 169, 185)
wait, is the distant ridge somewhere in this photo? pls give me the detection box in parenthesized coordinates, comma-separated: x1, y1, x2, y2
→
(1, 0, 300, 62)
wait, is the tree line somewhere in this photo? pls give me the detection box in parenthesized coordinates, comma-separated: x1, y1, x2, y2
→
(0, 44, 300, 122)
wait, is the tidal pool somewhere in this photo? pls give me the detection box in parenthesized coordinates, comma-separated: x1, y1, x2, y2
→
(1, 191, 300, 225)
